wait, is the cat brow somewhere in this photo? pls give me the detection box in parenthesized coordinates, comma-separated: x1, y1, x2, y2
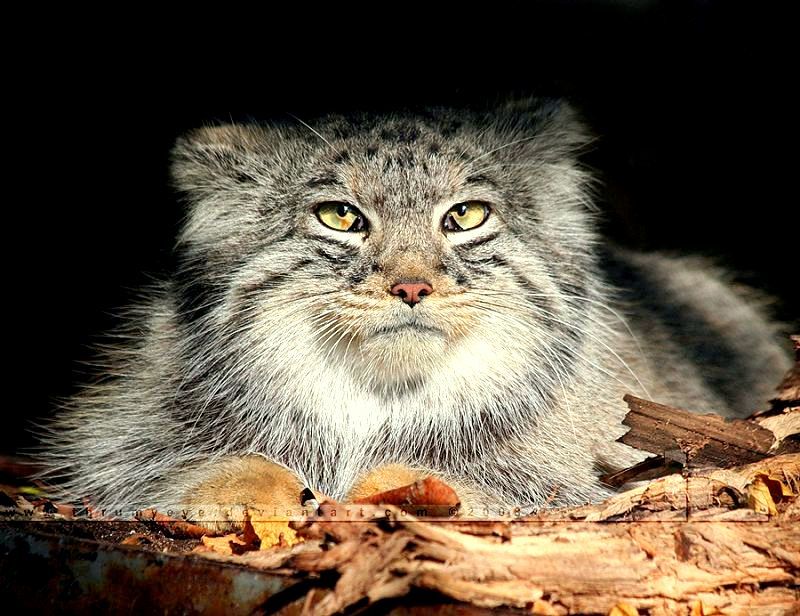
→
(463, 174, 500, 188)
(305, 175, 343, 189)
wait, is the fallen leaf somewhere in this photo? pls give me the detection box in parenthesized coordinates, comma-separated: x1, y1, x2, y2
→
(120, 533, 151, 546)
(351, 476, 460, 517)
(746, 475, 779, 515)
(14, 496, 33, 512)
(55, 503, 74, 519)
(194, 510, 302, 554)
(530, 599, 559, 615)
(249, 512, 302, 549)
(608, 603, 639, 616)
(756, 410, 800, 451)
(198, 532, 248, 555)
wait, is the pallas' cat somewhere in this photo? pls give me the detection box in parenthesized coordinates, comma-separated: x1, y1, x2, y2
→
(34, 99, 790, 526)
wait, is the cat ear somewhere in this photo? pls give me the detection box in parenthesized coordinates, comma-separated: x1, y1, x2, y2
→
(498, 96, 564, 120)
(170, 124, 267, 200)
(497, 97, 592, 153)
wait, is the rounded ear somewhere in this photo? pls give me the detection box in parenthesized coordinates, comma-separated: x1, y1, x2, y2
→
(495, 97, 594, 155)
(169, 124, 269, 199)
(497, 96, 564, 121)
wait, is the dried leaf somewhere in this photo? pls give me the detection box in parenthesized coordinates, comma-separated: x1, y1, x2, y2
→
(756, 409, 800, 450)
(689, 599, 704, 616)
(195, 513, 258, 555)
(197, 532, 248, 555)
(250, 517, 301, 549)
(14, 496, 33, 512)
(55, 503, 74, 519)
(746, 476, 779, 515)
(530, 599, 559, 615)
(608, 603, 639, 616)
(119, 533, 151, 546)
(351, 476, 460, 517)
(753, 472, 796, 502)
(770, 335, 800, 403)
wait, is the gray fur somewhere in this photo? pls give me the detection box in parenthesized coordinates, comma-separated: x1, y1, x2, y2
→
(32, 99, 791, 516)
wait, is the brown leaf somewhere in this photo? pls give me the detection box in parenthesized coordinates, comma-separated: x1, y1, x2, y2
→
(249, 512, 302, 550)
(351, 476, 460, 516)
(746, 476, 779, 515)
(119, 533, 151, 546)
(55, 503, 74, 519)
(689, 600, 704, 616)
(608, 603, 639, 616)
(197, 532, 249, 556)
(530, 599, 559, 615)
(755, 409, 800, 452)
(195, 513, 262, 556)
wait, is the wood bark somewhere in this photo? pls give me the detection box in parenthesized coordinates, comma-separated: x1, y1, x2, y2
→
(193, 454, 799, 616)
(5, 335, 798, 614)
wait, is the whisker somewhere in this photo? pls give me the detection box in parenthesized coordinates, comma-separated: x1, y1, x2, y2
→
(469, 287, 646, 360)
(464, 134, 543, 168)
(467, 299, 649, 397)
(286, 112, 335, 151)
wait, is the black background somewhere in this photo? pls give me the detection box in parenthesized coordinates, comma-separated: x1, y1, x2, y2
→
(7, 1, 797, 455)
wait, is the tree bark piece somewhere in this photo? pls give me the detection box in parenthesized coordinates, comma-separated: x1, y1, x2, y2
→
(749, 335, 800, 455)
(769, 335, 800, 405)
(620, 394, 780, 467)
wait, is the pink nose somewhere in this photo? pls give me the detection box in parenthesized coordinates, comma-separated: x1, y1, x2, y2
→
(390, 281, 433, 306)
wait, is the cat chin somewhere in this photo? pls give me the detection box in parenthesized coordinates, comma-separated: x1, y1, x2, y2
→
(354, 329, 450, 383)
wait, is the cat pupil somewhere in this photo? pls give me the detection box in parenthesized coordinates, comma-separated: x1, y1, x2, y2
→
(457, 204, 467, 216)
(336, 203, 348, 218)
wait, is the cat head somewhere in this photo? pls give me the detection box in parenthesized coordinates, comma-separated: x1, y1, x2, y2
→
(169, 99, 598, 393)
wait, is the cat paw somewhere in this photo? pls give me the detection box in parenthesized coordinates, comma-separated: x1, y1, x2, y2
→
(175, 455, 323, 532)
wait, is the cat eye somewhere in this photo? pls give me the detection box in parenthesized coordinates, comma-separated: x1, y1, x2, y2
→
(443, 201, 489, 232)
(315, 202, 367, 232)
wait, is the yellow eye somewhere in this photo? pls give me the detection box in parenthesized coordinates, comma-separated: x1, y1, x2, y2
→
(315, 202, 367, 232)
(443, 202, 489, 231)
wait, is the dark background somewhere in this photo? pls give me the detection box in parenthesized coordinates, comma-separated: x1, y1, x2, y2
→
(7, 1, 797, 455)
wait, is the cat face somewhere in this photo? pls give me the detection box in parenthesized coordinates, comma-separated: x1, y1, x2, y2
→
(171, 100, 596, 393)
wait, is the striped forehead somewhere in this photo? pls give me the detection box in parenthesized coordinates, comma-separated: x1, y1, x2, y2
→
(304, 149, 467, 221)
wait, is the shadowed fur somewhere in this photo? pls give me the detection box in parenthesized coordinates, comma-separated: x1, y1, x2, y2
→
(31, 99, 791, 519)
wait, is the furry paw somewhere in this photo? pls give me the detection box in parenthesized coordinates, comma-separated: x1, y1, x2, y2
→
(175, 455, 323, 532)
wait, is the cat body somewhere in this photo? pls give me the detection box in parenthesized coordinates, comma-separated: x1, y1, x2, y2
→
(35, 100, 790, 520)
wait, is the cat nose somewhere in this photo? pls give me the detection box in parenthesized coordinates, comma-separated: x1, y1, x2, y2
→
(389, 281, 433, 307)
